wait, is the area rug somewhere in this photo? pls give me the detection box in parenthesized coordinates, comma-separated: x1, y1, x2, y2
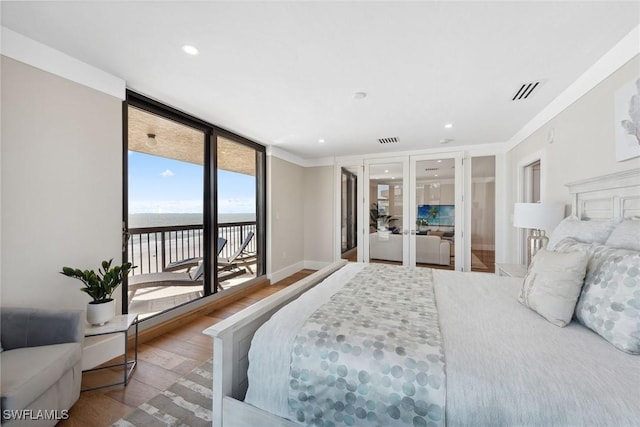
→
(113, 359, 213, 427)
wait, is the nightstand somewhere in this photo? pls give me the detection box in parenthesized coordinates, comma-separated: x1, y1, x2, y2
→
(495, 263, 528, 278)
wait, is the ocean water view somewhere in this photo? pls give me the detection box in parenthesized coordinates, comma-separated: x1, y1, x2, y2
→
(129, 212, 256, 228)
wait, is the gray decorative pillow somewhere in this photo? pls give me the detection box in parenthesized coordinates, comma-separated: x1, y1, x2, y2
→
(518, 248, 589, 327)
(605, 219, 640, 252)
(575, 247, 640, 354)
(547, 216, 618, 250)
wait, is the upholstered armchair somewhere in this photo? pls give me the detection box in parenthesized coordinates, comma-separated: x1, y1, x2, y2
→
(1, 307, 83, 426)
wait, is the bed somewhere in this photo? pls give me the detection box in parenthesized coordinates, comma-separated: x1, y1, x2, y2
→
(203, 169, 640, 427)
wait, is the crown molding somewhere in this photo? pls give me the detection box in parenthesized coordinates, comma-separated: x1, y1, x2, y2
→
(506, 24, 640, 151)
(1, 27, 125, 100)
(267, 146, 335, 168)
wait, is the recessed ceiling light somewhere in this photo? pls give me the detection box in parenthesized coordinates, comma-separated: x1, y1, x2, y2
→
(182, 45, 199, 55)
(437, 159, 442, 163)
(353, 92, 367, 100)
(318, 138, 325, 144)
(444, 123, 453, 129)
(435, 174, 439, 177)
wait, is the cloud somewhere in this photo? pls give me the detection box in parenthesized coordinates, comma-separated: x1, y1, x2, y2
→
(160, 169, 175, 177)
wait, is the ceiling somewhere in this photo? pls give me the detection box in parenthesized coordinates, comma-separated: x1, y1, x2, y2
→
(2, 1, 639, 159)
(128, 106, 256, 175)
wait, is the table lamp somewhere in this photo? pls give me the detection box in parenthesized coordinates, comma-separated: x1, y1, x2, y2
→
(513, 202, 564, 265)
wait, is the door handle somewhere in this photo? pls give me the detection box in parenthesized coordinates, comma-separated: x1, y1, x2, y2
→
(122, 221, 130, 253)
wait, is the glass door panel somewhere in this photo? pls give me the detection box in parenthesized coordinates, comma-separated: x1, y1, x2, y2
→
(216, 136, 259, 291)
(412, 158, 456, 269)
(126, 106, 205, 320)
(470, 156, 496, 272)
(341, 167, 358, 261)
(365, 159, 408, 265)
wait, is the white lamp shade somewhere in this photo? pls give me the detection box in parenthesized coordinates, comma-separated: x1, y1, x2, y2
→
(513, 203, 564, 232)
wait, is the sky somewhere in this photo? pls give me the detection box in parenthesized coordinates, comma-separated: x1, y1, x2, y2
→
(128, 151, 256, 214)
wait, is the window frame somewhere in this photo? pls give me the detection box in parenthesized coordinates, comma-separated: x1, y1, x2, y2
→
(123, 90, 266, 315)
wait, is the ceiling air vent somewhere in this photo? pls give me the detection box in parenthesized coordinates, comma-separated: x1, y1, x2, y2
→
(425, 167, 439, 172)
(512, 81, 542, 101)
(378, 137, 399, 144)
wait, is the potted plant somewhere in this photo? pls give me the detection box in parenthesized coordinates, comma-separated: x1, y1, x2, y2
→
(61, 259, 135, 325)
(370, 203, 397, 231)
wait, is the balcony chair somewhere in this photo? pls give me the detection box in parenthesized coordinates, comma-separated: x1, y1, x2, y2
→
(127, 237, 227, 303)
(218, 231, 257, 281)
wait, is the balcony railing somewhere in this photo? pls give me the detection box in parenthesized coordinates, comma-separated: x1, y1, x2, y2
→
(128, 221, 257, 275)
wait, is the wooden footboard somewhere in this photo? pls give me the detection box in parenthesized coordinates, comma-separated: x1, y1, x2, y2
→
(202, 259, 348, 427)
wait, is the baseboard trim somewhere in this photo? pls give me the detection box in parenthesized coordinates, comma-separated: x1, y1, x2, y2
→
(269, 261, 305, 284)
(304, 260, 332, 270)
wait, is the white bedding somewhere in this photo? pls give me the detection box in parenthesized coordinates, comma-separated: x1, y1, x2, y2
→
(245, 262, 367, 418)
(433, 269, 640, 427)
(245, 264, 640, 426)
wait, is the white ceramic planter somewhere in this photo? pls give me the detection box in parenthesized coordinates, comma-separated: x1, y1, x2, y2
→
(86, 299, 115, 326)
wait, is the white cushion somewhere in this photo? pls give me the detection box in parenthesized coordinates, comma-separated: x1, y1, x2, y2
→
(605, 218, 640, 252)
(0, 343, 81, 412)
(547, 215, 618, 250)
(518, 248, 589, 327)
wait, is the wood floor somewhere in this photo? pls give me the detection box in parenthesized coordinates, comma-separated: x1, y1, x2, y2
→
(59, 269, 315, 427)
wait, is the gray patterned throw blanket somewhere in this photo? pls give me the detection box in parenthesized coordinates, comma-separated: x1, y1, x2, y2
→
(288, 264, 446, 427)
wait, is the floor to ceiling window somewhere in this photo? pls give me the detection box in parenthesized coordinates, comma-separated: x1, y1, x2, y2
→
(124, 92, 265, 320)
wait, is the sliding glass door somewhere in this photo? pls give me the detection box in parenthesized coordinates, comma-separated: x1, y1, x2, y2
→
(216, 134, 264, 291)
(126, 106, 206, 319)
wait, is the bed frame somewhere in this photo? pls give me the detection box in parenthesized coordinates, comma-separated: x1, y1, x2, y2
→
(203, 169, 640, 427)
(567, 169, 640, 219)
(203, 259, 348, 427)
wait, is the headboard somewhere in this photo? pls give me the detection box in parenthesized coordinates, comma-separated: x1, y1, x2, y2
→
(566, 169, 640, 220)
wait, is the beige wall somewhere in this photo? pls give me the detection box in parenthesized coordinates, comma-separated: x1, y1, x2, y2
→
(267, 156, 305, 276)
(1, 56, 123, 310)
(303, 166, 334, 265)
(505, 55, 640, 262)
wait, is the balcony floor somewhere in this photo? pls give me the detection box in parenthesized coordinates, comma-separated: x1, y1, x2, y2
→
(129, 263, 257, 320)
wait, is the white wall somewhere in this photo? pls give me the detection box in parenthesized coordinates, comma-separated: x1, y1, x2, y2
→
(1, 56, 123, 310)
(267, 155, 305, 281)
(303, 166, 334, 267)
(504, 54, 640, 263)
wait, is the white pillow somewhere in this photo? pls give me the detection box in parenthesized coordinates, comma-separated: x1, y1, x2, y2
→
(518, 248, 589, 327)
(547, 215, 618, 250)
(605, 218, 640, 252)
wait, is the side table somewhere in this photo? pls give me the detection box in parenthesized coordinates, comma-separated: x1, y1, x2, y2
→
(82, 313, 139, 391)
(495, 263, 528, 278)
